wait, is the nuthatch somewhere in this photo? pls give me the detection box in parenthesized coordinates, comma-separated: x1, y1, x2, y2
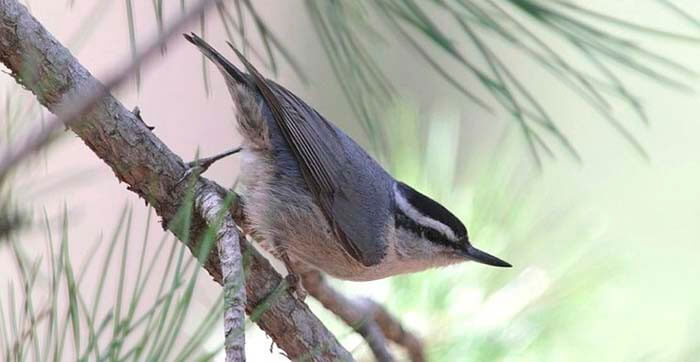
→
(185, 33, 510, 286)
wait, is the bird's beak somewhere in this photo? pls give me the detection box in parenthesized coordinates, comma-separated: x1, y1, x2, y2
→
(464, 245, 512, 267)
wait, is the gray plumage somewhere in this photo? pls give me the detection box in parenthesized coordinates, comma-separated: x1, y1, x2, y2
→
(184, 34, 510, 281)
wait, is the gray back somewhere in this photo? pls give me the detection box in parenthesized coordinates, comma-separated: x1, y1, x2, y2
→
(260, 84, 394, 266)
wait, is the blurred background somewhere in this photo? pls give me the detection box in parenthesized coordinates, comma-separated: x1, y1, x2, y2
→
(1, 1, 700, 361)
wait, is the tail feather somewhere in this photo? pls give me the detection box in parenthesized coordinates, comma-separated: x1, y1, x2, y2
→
(185, 33, 271, 151)
(183, 33, 248, 86)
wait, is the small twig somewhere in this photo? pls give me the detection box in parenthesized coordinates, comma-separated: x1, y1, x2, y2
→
(359, 298, 425, 362)
(302, 269, 425, 362)
(301, 269, 394, 361)
(196, 188, 246, 362)
(186, 147, 242, 176)
(0, 0, 221, 179)
(302, 269, 426, 362)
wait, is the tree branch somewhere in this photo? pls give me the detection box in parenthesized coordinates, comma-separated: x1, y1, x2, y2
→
(196, 189, 246, 362)
(302, 270, 426, 362)
(301, 270, 394, 362)
(0, 1, 352, 360)
(360, 299, 425, 362)
(0, 0, 217, 178)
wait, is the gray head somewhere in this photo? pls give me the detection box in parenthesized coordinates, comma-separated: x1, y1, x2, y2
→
(392, 181, 511, 268)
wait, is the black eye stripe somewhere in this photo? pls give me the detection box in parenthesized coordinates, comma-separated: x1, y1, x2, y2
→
(394, 208, 459, 249)
(396, 182, 467, 239)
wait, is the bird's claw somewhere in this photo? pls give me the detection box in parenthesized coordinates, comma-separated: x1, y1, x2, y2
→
(285, 272, 307, 301)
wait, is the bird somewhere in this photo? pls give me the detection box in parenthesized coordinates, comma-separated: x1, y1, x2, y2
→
(184, 33, 510, 287)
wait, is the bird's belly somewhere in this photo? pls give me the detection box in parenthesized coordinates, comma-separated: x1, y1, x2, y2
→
(239, 149, 400, 281)
(240, 185, 388, 281)
(243, 186, 434, 281)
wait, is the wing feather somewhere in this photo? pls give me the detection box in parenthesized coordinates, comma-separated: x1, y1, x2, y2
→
(227, 44, 367, 263)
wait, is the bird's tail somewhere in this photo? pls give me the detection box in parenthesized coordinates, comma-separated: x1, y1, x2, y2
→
(184, 33, 271, 151)
(183, 33, 248, 86)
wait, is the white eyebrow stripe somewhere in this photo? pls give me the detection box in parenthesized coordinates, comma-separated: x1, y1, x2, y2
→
(393, 184, 457, 241)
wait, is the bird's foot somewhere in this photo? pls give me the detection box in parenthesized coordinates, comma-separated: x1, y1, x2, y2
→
(285, 272, 307, 301)
(279, 252, 308, 301)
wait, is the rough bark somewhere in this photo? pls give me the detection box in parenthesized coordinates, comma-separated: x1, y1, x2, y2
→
(196, 189, 246, 362)
(0, 1, 352, 360)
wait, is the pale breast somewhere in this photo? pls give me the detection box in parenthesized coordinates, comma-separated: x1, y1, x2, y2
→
(238, 149, 354, 273)
(239, 150, 463, 281)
